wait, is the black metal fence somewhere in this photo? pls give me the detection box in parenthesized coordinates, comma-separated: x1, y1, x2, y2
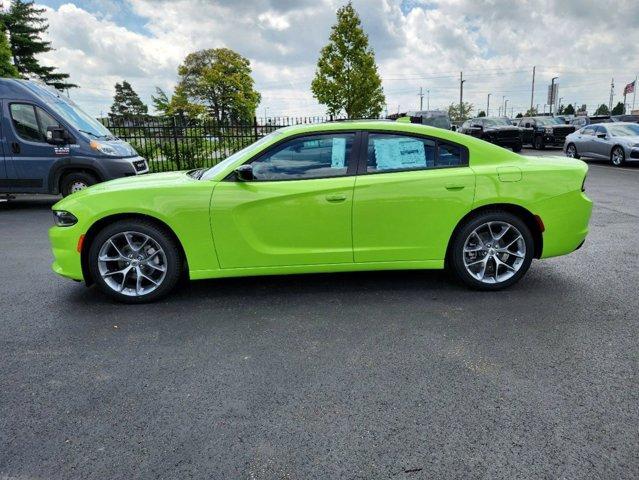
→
(101, 115, 346, 172)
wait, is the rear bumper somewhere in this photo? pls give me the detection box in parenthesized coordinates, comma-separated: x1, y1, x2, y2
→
(49, 225, 84, 280)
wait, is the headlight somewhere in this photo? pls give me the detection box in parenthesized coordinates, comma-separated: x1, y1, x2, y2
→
(53, 210, 78, 227)
(545, 127, 553, 134)
(90, 140, 118, 156)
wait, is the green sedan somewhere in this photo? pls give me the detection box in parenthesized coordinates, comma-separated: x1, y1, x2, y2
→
(49, 121, 592, 303)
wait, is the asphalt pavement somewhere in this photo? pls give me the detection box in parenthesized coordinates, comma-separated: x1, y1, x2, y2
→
(1, 150, 638, 479)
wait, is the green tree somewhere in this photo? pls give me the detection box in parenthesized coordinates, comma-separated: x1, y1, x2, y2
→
(110, 80, 148, 116)
(557, 104, 565, 114)
(477, 110, 486, 117)
(1, 0, 74, 89)
(152, 85, 205, 117)
(177, 48, 260, 122)
(563, 103, 575, 115)
(0, 24, 18, 77)
(611, 101, 625, 115)
(448, 102, 473, 122)
(311, 3, 385, 118)
(525, 107, 538, 116)
(594, 103, 610, 115)
(515, 113, 523, 118)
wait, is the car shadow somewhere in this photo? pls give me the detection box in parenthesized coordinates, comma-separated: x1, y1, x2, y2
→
(0, 195, 59, 210)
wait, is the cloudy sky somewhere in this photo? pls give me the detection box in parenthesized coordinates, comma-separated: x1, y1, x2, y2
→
(31, 0, 639, 118)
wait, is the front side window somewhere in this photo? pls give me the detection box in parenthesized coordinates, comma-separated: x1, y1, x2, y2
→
(10, 103, 60, 143)
(582, 126, 595, 136)
(250, 133, 354, 181)
(366, 133, 463, 172)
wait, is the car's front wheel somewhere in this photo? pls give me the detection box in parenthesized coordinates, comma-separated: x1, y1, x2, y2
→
(512, 141, 522, 152)
(449, 211, 534, 290)
(533, 135, 545, 150)
(611, 146, 626, 167)
(88, 220, 183, 303)
(566, 143, 580, 159)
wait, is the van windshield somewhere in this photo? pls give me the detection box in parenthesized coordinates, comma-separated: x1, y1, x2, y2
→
(21, 81, 114, 139)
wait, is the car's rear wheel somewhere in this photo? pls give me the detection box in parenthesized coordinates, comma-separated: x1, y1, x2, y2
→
(449, 211, 534, 290)
(61, 172, 97, 197)
(533, 135, 545, 150)
(611, 146, 626, 167)
(566, 143, 580, 159)
(88, 220, 182, 303)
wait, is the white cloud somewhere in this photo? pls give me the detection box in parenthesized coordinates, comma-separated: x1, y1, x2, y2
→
(36, 0, 639, 117)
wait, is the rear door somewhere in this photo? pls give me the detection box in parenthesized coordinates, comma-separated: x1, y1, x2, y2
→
(352, 131, 475, 263)
(3, 102, 61, 193)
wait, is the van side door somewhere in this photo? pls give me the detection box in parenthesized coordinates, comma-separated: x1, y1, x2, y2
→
(3, 102, 62, 193)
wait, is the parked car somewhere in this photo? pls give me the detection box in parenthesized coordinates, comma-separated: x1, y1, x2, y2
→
(49, 121, 592, 302)
(0, 78, 147, 197)
(570, 115, 612, 129)
(406, 110, 452, 130)
(459, 117, 522, 151)
(517, 116, 576, 149)
(611, 114, 639, 123)
(564, 122, 639, 166)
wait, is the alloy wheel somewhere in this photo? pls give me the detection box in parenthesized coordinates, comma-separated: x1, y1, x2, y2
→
(611, 147, 625, 166)
(97, 231, 167, 297)
(462, 221, 526, 284)
(566, 145, 576, 158)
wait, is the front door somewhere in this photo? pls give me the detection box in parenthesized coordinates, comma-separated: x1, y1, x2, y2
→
(3, 102, 61, 193)
(591, 125, 611, 158)
(353, 132, 475, 262)
(578, 125, 597, 157)
(211, 132, 359, 269)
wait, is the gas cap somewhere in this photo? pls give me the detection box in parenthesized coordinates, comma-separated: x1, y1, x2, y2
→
(497, 166, 522, 182)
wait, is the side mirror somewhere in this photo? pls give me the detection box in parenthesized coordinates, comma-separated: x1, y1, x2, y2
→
(524, 123, 532, 128)
(46, 126, 70, 145)
(471, 124, 483, 129)
(450, 125, 457, 131)
(235, 164, 254, 181)
(596, 132, 606, 139)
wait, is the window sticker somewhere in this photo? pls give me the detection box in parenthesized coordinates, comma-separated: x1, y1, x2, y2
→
(374, 138, 425, 170)
(331, 137, 347, 168)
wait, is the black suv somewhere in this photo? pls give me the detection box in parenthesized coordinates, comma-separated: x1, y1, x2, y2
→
(459, 117, 522, 151)
(517, 116, 576, 149)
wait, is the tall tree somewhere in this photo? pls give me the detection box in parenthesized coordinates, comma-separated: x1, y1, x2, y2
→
(563, 103, 575, 115)
(448, 102, 473, 122)
(311, 3, 385, 119)
(594, 104, 610, 115)
(177, 48, 260, 122)
(611, 101, 625, 115)
(1, 0, 74, 89)
(0, 23, 18, 77)
(110, 80, 148, 116)
(477, 110, 486, 117)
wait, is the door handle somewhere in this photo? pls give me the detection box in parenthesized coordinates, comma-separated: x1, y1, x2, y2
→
(445, 184, 465, 191)
(11, 142, 20, 154)
(325, 194, 347, 203)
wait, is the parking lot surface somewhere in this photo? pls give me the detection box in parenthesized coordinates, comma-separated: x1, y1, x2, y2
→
(1, 150, 638, 479)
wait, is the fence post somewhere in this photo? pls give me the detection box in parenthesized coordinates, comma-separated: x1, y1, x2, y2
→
(171, 116, 180, 169)
(253, 116, 259, 141)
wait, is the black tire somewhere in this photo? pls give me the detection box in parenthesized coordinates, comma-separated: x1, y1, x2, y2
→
(512, 142, 522, 152)
(88, 219, 183, 303)
(610, 146, 626, 167)
(533, 135, 545, 150)
(60, 172, 97, 197)
(449, 210, 534, 291)
(566, 143, 580, 159)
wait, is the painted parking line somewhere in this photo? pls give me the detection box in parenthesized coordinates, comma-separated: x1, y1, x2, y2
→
(587, 164, 639, 173)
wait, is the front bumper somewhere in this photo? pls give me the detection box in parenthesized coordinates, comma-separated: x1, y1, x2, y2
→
(49, 224, 84, 281)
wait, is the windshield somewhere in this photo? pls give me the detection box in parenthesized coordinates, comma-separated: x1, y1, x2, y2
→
(200, 130, 283, 180)
(535, 117, 563, 126)
(482, 118, 511, 126)
(21, 81, 114, 139)
(607, 124, 639, 136)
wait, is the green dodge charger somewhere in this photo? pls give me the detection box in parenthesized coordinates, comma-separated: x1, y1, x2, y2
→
(49, 121, 593, 303)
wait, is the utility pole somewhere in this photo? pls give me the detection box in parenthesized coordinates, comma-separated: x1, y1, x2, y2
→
(550, 77, 558, 115)
(487, 93, 491, 116)
(504, 99, 508, 117)
(609, 78, 614, 111)
(530, 66, 536, 112)
(459, 72, 465, 121)
(502, 95, 505, 116)
(418, 87, 424, 111)
(427, 89, 430, 110)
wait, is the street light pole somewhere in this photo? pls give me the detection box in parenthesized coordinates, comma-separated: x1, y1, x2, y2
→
(487, 93, 491, 116)
(427, 89, 430, 110)
(504, 99, 508, 117)
(459, 72, 465, 121)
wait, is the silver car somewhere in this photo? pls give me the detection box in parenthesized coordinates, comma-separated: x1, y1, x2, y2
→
(564, 122, 639, 166)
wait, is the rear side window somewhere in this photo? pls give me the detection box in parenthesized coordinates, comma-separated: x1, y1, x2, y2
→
(250, 133, 355, 181)
(366, 133, 464, 173)
(10, 103, 60, 143)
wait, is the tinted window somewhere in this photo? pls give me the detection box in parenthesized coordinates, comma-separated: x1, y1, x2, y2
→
(595, 126, 608, 135)
(250, 133, 354, 181)
(366, 133, 463, 172)
(11, 104, 41, 142)
(10, 103, 60, 143)
(582, 126, 595, 136)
